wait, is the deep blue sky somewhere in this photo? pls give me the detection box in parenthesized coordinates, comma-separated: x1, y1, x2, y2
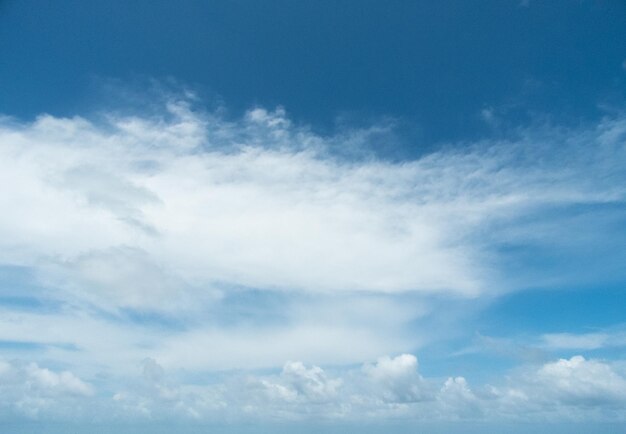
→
(1, 0, 625, 144)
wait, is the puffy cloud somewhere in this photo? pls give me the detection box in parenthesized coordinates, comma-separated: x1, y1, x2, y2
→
(362, 354, 431, 403)
(280, 361, 342, 401)
(110, 357, 222, 420)
(0, 359, 93, 420)
(437, 376, 481, 419)
(484, 356, 626, 421)
(23, 363, 93, 397)
(2, 354, 626, 423)
(123, 354, 626, 422)
(532, 356, 626, 406)
(110, 358, 344, 422)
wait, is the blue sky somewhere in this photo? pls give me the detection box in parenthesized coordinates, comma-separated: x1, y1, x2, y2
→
(1, 0, 626, 432)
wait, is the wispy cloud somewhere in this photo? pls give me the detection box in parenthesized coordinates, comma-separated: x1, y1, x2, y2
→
(2, 99, 625, 305)
(541, 330, 626, 351)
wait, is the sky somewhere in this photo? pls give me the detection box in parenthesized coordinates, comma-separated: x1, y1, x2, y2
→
(0, 0, 626, 432)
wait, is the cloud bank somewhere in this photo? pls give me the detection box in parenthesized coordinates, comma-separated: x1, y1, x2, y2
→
(2, 354, 626, 423)
(1, 93, 626, 423)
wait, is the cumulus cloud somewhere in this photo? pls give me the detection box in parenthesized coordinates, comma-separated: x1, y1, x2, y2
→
(532, 356, 626, 406)
(0, 359, 93, 420)
(437, 376, 481, 419)
(3, 353, 618, 424)
(279, 361, 342, 401)
(485, 356, 626, 421)
(1, 353, 626, 423)
(362, 354, 430, 403)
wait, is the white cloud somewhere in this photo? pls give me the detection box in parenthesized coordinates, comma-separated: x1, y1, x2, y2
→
(2, 98, 625, 314)
(24, 363, 93, 396)
(105, 354, 626, 422)
(362, 354, 430, 403)
(0, 359, 93, 420)
(275, 361, 342, 401)
(484, 355, 626, 421)
(541, 331, 626, 350)
(437, 376, 481, 419)
(0, 103, 485, 301)
(532, 356, 626, 406)
(0, 304, 416, 373)
(1, 95, 626, 424)
(541, 333, 609, 350)
(241, 360, 342, 412)
(1, 353, 626, 423)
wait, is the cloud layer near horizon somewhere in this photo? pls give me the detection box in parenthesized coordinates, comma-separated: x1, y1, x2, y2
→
(2, 354, 626, 423)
